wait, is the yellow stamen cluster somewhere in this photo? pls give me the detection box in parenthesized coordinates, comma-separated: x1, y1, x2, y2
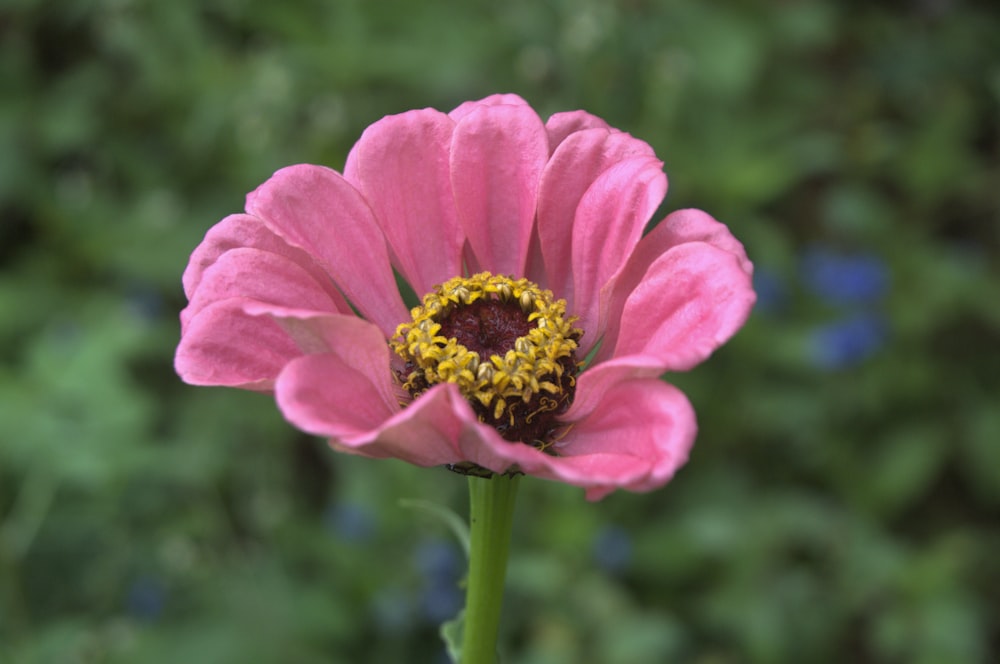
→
(391, 272, 582, 423)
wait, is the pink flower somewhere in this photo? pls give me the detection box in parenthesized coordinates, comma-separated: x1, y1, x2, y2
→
(175, 94, 755, 500)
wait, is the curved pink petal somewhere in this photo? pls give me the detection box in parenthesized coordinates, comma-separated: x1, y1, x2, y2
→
(277, 361, 470, 466)
(449, 93, 530, 121)
(245, 164, 407, 336)
(175, 298, 300, 390)
(536, 129, 658, 303)
(570, 156, 667, 349)
(282, 378, 538, 476)
(453, 425, 524, 476)
(257, 312, 401, 410)
(387, 400, 642, 484)
(455, 378, 696, 500)
(182, 213, 338, 303)
(608, 241, 756, 371)
(450, 102, 548, 276)
(557, 379, 695, 500)
(343, 108, 463, 296)
(275, 352, 398, 440)
(561, 355, 666, 423)
(181, 247, 346, 333)
(596, 208, 755, 365)
(348, 385, 481, 465)
(270, 313, 418, 452)
(544, 110, 611, 152)
(646, 208, 753, 276)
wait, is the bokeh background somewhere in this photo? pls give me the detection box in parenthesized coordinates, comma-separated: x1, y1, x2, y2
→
(2, 0, 999, 662)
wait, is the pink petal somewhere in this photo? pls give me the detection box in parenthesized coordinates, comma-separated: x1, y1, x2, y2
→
(646, 208, 753, 276)
(343, 108, 464, 296)
(449, 93, 530, 121)
(175, 299, 300, 390)
(275, 352, 398, 440)
(536, 130, 658, 305)
(449, 415, 567, 476)
(609, 241, 756, 371)
(570, 156, 667, 349)
(596, 208, 755, 366)
(458, 378, 696, 500)
(561, 355, 666, 423)
(472, 432, 652, 490)
(351, 385, 477, 465)
(245, 164, 407, 336)
(182, 213, 337, 302)
(277, 359, 469, 466)
(181, 247, 346, 332)
(450, 102, 548, 276)
(544, 110, 611, 152)
(557, 378, 696, 500)
(258, 312, 401, 409)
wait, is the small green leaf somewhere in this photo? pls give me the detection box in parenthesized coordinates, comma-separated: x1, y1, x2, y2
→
(440, 610, 464, 663)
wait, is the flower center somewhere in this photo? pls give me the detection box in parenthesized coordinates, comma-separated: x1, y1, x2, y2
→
(391, 272, 583, 451)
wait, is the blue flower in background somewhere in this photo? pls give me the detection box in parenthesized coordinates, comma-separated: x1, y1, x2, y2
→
(414, 538, 461, 580)
(800, 246, 889, 305)
(126, 575, 167, 621)
(797, 245, 891, 369)
(414, 538, 463, 623)
(809, 313, 888, 369)
(592, 525, 632, 574)
(419, 580, 464, 624)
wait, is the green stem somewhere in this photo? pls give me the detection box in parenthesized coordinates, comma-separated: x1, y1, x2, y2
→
(462, 473, 520, 664)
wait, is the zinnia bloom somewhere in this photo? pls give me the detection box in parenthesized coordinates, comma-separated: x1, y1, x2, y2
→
(175, 94, 755, 500)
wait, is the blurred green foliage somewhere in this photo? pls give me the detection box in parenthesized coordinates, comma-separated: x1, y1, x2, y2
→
(2, 0, 999, 662)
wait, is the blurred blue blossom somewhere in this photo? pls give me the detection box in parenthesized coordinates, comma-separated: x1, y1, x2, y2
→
(414, 538, 463, 623)
(414, 538, 461, 580)
(809, 313, 888, 369)
(125, 575, 167, 621)
(324, 501, 376, 543)
(592, 525, 633, 574)
(419, 579, 464, 624)
(799, 246, 889, 305)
